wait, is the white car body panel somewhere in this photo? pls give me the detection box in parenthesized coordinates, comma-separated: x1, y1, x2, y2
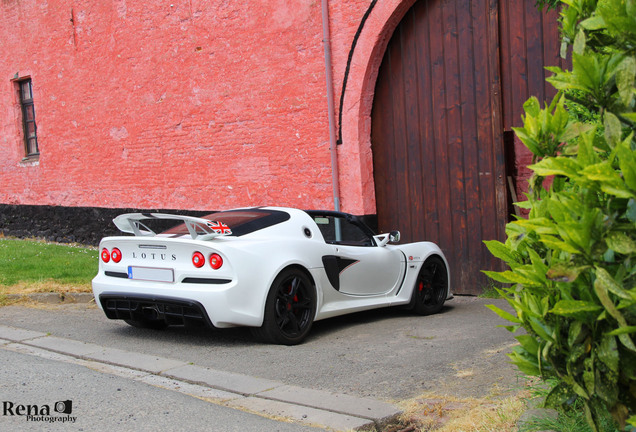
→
(92, 207, 451, 332)
(327, 244, 405, 296)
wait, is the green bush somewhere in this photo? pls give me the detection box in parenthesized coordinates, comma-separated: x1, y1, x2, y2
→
(484, 0, 635, 430)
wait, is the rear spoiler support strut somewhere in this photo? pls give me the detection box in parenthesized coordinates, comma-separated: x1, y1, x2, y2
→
(112, 213, 231, 240)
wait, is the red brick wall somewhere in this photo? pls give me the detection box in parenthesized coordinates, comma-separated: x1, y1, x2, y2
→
(1, 0, 373, 211)
(1, 0, 544, 217)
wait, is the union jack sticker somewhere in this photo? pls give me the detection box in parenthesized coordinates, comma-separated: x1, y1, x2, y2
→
(206, 220, 232, 235)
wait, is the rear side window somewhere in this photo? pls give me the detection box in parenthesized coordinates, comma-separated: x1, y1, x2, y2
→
(161, 209, 290, 237)
(312, 215, 375, 247)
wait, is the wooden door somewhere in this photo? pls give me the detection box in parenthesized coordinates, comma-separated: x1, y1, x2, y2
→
(371, 0, 507, 294)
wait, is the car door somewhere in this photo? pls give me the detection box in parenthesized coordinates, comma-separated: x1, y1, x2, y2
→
(312, 214, 405, 296)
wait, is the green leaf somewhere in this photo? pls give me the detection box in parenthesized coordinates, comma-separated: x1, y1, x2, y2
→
(606, 232, 636, 255)
(556, 216, 597, 255)
(515, 200, 532, 209)
(576, 127, 600, 167)
(573, 28, 586, 54)
(547, 198, 571, 224)
(606, 326, 636, 336)
(583, 358, 595, 394)
(515, 217, 558, 235)
(595, 367, 619, 406)
(546, 264, 589, 282)
(571, 52, 600, 93)
(516, 334, 541, 356)
(617, 134, 636, 192)
(523, 96, 541, 117)
(550, 300, 602, 320)
(527, 248, 548, 279)
(594, 268, 636, 352)
(581, 161, 622, 184)
(581, 162, 635, 198)
(483, 270, 517, 285)
(601, 183, 636, 199)
(545, 382, 575, 409)
(604, 112, 622, 149)
(485, 270, 541, 286)
(627, 199, 636, 223)
(580, 15, 606, 30)
(508, 346, 541, 376)
(530, 157, 581, 178)
(512, 127, 542, 157)
(616, 56, 635, 106)
(597, 335, 619, 372)
(485, 304, 522, 324)
(483, 240, 517, 264)
(596, 266, 634, 300)
(529, 316, 556, 343)
(568, 320, 587, 347)
(539, 235, 581, 254)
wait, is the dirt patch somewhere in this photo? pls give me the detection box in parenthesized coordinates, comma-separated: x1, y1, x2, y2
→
(1, 281, 92, 295)
(381, 385, 535, 432)
(1, 281, 94, 307)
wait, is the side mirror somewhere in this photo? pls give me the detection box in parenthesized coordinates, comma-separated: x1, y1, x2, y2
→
(374, 230, 401, 247)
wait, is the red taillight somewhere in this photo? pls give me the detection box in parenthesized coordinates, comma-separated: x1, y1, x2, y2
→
(101, 248, 111, 263)
(209, 253, 223, 270)
(111, 248, 122, 263)
(192, 251, 205, 268)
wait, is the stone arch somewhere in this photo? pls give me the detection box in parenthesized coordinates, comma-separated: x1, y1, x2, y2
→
(337, 0, 417, 214)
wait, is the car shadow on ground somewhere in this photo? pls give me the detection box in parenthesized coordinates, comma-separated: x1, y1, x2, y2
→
(308, 303, 455, 339)
(107, 303, 456, 347)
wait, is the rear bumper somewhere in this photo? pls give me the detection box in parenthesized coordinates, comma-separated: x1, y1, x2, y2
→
(92, 273, 264, 328)
(98, 293, 213, 327)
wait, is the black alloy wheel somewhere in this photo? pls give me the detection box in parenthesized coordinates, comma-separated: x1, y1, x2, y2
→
(252, 268, 316, 345)
(411, 255, 448, 315)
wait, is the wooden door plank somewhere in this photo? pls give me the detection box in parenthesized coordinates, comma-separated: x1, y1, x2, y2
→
(428, 0, 454, 269)
(525, 0, 547, 103)
(371, 51, 394, 233)
(414, 1, 440, 243)
(388, 26, 410, 233)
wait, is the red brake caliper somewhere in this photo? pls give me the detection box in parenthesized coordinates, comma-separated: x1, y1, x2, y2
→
(286, 284, 296, 311)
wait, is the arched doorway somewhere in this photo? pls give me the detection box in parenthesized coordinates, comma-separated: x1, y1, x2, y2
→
(370, 0, 507, 294)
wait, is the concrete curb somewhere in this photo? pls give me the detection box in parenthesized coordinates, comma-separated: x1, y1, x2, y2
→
(5, 292, 95, 304)
(0, 324, 401, 431)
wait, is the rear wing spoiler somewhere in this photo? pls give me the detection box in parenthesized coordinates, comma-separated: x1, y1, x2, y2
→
(112, 213, 232, 240)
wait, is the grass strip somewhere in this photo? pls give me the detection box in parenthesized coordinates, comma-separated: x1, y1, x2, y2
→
(0, 238, 97, 292)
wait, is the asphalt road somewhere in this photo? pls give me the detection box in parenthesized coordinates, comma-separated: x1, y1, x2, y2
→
(0, 348, 320, 432)
(0, 296, 521, 402)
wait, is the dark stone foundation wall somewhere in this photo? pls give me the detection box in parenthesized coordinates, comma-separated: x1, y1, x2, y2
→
(0, 204, 210, 246)
(0, 204, 380, 246)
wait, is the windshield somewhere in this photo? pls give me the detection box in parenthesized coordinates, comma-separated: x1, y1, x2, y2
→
(161, 209, 290, 237)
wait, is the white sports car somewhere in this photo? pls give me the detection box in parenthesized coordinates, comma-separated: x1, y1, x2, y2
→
(92, 207, 451, 345)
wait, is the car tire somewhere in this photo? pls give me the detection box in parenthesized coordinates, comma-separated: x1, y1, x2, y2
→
(410, 255, 448, 315)
(251, 268, 316, 345)
(124, 318, 168, 330)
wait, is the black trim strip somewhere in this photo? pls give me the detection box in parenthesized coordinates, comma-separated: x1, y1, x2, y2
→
(394, 251, 409, 296)
(182, 277, 231, 285)
(105, 271, 129, 279)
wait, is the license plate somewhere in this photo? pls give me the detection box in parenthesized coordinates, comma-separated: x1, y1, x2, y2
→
(127, 266, 174, 283)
